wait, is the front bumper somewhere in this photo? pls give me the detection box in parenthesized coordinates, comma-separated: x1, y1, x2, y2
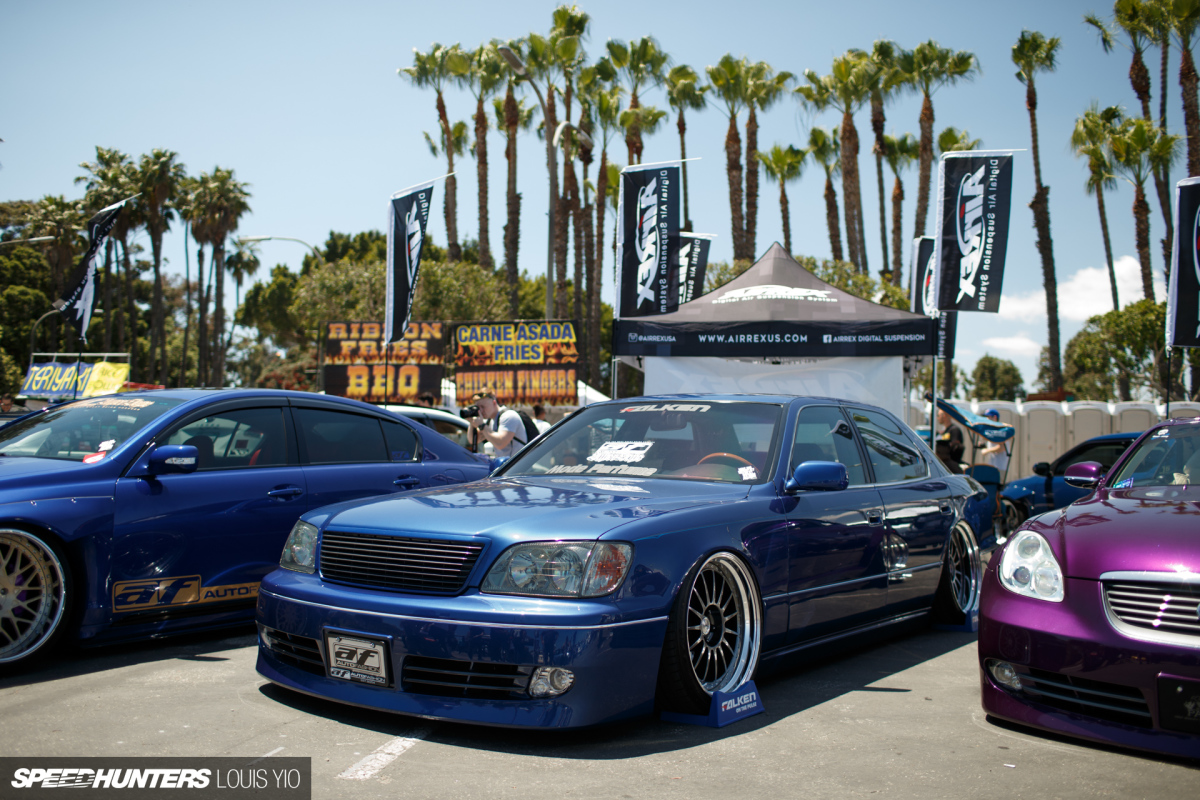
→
(255, 571, 669, 729)
(978, 565, 1200, 759)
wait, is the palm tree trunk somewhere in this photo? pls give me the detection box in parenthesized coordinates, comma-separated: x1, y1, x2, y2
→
(840, 112, 863, 271)
(824, 174, 844, 262)
(745, 107, 760, 259)
(503, 85, 520, 317)
(1026, 81, 1063, 391)
(1156, 39, 1174, 277)
(891, 176, 905, 285)
(913, 93, 935, 238)
(584, 200, 600, 387)
(196, 246, 208, 385)
(595, 148, 609, 354)
(149, 226, 166, 385)
(1133, 183, 1155, 300)
(113, 238, 126, 354)
(1130, 50, 1152, 120)
(1183, 44, 1200, 178)
(545, 89, 564, 315)
(871, 95, 889, 278)
(119, 238, 135, 381)
(1095, 184, 1119, 311)
(678, 109, 692, 231)
(626, 91, 642, 166)
(474, 96, 492, 270)
(725, 115, 746, 260)
(179, 228, 191, 387)
(436, 90, 460, 262)
(212, 240, 227, 387)
(568, 160, 584, 327)
(779, 181, 791, 255)
(102, 239, 113, 352)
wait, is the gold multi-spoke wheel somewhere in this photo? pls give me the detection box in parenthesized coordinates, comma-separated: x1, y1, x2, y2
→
(0, 530, 69, 665)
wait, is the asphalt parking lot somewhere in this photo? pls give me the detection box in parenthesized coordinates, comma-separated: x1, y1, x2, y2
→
(0, 625, 1194, 799)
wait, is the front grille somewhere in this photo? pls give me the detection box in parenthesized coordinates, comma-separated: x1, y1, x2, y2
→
(261, 626, 325, 676)
(1021, 668, 1152, 729)
(1103, 580, 1200, 644)
(401, 656, 533, 700)
(319, 531, 484, 593)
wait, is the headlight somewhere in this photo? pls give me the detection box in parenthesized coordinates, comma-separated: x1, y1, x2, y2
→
(482, 542, 632, 598)
(280, 520, 319, 573)
(998, 530, 1063, 602)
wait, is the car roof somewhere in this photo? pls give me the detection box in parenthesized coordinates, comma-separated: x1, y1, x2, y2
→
(595, 393, 849, 406)
(1084, 432, 1142, 442)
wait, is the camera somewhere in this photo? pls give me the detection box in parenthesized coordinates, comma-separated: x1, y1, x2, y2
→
(460, 404, 480, 420)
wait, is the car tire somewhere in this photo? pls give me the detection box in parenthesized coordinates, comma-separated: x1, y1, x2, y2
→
(933, 521, 981, 625)
(999, 498, 1025, 540)
(656, 552, 762, 715)
(0, 529, 72, 667)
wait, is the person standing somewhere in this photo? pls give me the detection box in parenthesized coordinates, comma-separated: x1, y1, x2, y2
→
(978, 408, 1010, 475)
(467, 391, 526, 458)
(935, 407, 965, 474)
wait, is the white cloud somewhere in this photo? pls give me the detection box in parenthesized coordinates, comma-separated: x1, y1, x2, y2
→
(997, 289, 1045, 322)
(995, 255, 1165, 324)
(980, 334, 1043, 357)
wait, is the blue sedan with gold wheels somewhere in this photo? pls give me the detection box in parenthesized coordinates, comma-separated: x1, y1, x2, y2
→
(0, 389, 491, 668)
(256, 395, 992, 728)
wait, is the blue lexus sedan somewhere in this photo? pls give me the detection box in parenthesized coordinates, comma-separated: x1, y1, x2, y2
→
(256, 395, 992, 728)
(0, 389, 491, 667)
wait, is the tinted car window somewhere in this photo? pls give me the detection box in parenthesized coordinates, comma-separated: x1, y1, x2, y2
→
(790, 406, 867, 486)
(1110, 426, 1200, 487)
(383, 419, 419, 462)
(294, 408, 387, 464)
(164, 407, 288, 470)
(0, 396, 183, 461)
(1053, 441, 1131, 475)
(848, 407, 927, 483)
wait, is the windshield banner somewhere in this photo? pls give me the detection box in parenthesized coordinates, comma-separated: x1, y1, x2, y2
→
(451, 320, 579, 406)
(1167, 176, 1200, 347)
(617, 162, 681, 317)
(933, 151, 1013, 313)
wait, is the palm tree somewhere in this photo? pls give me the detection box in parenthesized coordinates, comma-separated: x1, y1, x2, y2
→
(867, 40, 901, 278)
(808, 126, 844, 262)
(23, 196, 85, 353)
(607, 37, 669, 166)
(1071, 105, 1124, 310)
(584, 76, 623, 386)
(882, 133, 918, 284)
(492, 85, 536, 317)
(936, 126, 982, 153)
(892, 42, 980, 242)
(798, 50, 876, 273)
(757, 144, 807, 254)
(1014, 30, 1064, 391)
(708, 55, 750, 260)
(134, 149, 186, 385)
(551, 7, 590, 320)
(225, 240, 261, 352)
(76, 147, 134, 352)
(665, 65, 708, 231)
(1088, 1, 1176, 274)
(199, 167, 251, 387)
(451, 44, 505, 270)
(1110, 117, 1180, 299)
(744, 62, 793, 260)
(1173, 0, 1200, 177)
(401, 43, 465, 261)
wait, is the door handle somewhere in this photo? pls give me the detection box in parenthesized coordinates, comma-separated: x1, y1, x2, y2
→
(267, 487, 303, 499)
(866, 509, 883, 525)
(393, 476, 422, 488)
(939, 502, 953, 515)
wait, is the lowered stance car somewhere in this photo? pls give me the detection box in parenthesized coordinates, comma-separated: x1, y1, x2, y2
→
(999, 432, 1138, 532)
(256, 395, 991, 728)
(0, 389, 491, 667)
(979, 419, 1200, 758)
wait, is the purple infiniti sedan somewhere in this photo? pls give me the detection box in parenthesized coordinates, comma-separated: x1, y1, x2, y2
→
(979, 418, 1200, 759)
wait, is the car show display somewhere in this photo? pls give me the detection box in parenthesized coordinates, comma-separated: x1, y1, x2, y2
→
(256, 394, 992, 728)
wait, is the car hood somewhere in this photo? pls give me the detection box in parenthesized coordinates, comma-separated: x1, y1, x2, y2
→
(309, 476, 751, 543)
(0, 456, 98, 487)
(1029, 486, 1200, 579)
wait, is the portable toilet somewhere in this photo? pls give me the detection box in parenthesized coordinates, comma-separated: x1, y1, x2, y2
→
(1020, 402, 1067, 477)
(1113, 402, 1157, 435)
(1067, 401, 1112, 450)
(1165, 402, 1200, 419)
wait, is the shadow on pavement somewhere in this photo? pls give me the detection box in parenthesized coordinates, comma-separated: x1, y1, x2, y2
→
(256, 622, 979, 759)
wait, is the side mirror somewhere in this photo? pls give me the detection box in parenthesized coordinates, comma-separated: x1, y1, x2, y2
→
(785, 461, 849, 493)
(147, 444, 199, 476)
(490, 456, 510, 474)
(1033, 462, 1050, 477)
(1064, 461, 1103, 489)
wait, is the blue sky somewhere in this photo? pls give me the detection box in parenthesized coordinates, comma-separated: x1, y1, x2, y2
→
(0, 0, 1175, 392)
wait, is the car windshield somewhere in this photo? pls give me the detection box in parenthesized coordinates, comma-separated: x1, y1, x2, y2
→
(502, 400, 784, 484)
(1108, 423, 1200, 488)
(0, 396, 183, 461)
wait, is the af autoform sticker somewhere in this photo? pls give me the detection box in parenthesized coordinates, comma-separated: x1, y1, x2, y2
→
(587, 441, 653, 463)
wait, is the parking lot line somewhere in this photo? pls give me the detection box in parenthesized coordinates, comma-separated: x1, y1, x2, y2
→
(336, 729, 430, 781)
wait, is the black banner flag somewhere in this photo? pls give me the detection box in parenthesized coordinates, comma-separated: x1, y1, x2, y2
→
(677, 233, 713, 305)
(1168, 176, 1200, 348)
(384, 181, 435, 343)
(934, 151, 1013, 313)
(617, 162, 681, 317)
(54, 197, 130, 340)
(910, 236, 956, 358)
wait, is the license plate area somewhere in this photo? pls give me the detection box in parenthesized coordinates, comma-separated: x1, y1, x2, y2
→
(1157, 675, 1200, 735)
(326, 633, 391, 687)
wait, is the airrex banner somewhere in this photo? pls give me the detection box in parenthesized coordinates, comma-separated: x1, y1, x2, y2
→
(677, 233, 713, 305)
(55, 197, 130, 340)
(384, 181, 435, 344)
(617, 162, 681, 317)
(910, 236, 956, 358)
(934, 151, 1013, 313)
(1167, 176, 1200, 348)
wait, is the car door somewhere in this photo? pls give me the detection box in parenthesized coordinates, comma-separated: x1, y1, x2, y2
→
(111, 400, 305, 621)
(291, 402, 431, 510)
(784, 404, 888, 644)
(845, 405, 952, 617)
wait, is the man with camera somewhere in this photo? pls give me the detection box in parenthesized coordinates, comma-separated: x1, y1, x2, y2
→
(465, 391, 525, 458)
